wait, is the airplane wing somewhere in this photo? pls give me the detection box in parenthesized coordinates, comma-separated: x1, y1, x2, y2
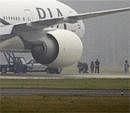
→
(0, 17, 63, 36)
(65, 7, 130, 23)
(0, 7, 130, 36)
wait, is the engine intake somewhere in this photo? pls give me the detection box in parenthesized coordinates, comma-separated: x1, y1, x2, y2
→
(31, 29, 83, 68)
(31, 34, 59, 64)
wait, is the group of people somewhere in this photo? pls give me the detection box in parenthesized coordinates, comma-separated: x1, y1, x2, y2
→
(77, 59, 129, 74)
(77, 59, 100, 74)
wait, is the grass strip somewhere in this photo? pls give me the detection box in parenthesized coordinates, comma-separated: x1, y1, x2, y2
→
(0, 79, 130, 89)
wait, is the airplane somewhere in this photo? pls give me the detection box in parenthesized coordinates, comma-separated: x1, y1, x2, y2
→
(0, 0, 130, 73)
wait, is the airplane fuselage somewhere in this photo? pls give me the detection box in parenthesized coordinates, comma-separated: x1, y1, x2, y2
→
(0, 0, 85, 38)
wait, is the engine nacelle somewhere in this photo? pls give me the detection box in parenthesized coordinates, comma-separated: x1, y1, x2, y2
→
(31, 29, 83, 68)
(48, 29, 83, 68)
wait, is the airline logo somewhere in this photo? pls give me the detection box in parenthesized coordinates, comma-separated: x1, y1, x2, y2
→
(36, 8, 63, 19)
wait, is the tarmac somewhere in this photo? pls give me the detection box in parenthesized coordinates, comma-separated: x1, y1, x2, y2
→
(1, 88, 130, 96)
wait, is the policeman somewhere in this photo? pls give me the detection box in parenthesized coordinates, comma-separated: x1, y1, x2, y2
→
(90, 61, 94, 74)
(95, 59, 100, 73)
(124, 60, 129, 73)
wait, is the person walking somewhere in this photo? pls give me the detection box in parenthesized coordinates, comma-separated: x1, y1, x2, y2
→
(124, 60, 129, 73)
(90, 61, 94, 74)
(95, 59, 100, 73)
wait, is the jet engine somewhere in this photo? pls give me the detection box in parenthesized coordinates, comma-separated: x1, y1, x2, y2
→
(31, 29, 83, 68)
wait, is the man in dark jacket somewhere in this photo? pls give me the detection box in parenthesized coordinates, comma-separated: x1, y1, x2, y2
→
(124, 60, 129, 73)
(90, 61, 94, 74)
(95, 59, 100, 73)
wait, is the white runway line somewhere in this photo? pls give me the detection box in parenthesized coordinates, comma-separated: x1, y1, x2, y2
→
(0, 74, 130, 79)
(63, 74, 130, 79)
(0, 76, 63, 80)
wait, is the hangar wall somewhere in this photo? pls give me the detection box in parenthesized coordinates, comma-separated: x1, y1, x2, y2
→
(61, 0, 130, 71)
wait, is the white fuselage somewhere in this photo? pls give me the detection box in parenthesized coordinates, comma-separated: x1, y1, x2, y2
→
(0, 0, 85, 38)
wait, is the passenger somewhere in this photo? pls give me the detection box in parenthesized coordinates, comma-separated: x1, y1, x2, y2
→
(95, 59, 100, 73)
(124, 60, 129, 73)
(90, 61, 94, 74)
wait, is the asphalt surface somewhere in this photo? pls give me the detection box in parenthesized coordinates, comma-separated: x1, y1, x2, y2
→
(0, 88, 130, 96)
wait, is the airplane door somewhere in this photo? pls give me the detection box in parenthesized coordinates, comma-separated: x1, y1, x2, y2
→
(24, 9, 33, 22)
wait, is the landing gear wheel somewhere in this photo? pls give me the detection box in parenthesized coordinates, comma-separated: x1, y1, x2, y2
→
(46, 67, 62, 74)
(1, 66, 7, 74)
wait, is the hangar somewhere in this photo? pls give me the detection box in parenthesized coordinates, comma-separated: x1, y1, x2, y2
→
(61, 0, 130, 72)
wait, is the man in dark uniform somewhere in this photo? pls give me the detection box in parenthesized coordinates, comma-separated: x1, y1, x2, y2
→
(124, 60, 129, 73)
(95, 59, 100, 73)
(90, 61, 94, 74)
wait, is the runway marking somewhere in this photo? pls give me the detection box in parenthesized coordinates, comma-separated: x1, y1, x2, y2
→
(0, 74, 130, 80)
(0, 88, 130, 96)
(0, 76, 63, 80)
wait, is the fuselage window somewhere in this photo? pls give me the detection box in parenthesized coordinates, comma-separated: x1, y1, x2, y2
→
(11, 16, 12, 20)
(13, 16, 15, 20)
(5, 16, 8, 20)
(18, 17, 20, 21)
(23, 17, 25, 21)
(8, 16, 10, 20)
(3, 16, 5, 20)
